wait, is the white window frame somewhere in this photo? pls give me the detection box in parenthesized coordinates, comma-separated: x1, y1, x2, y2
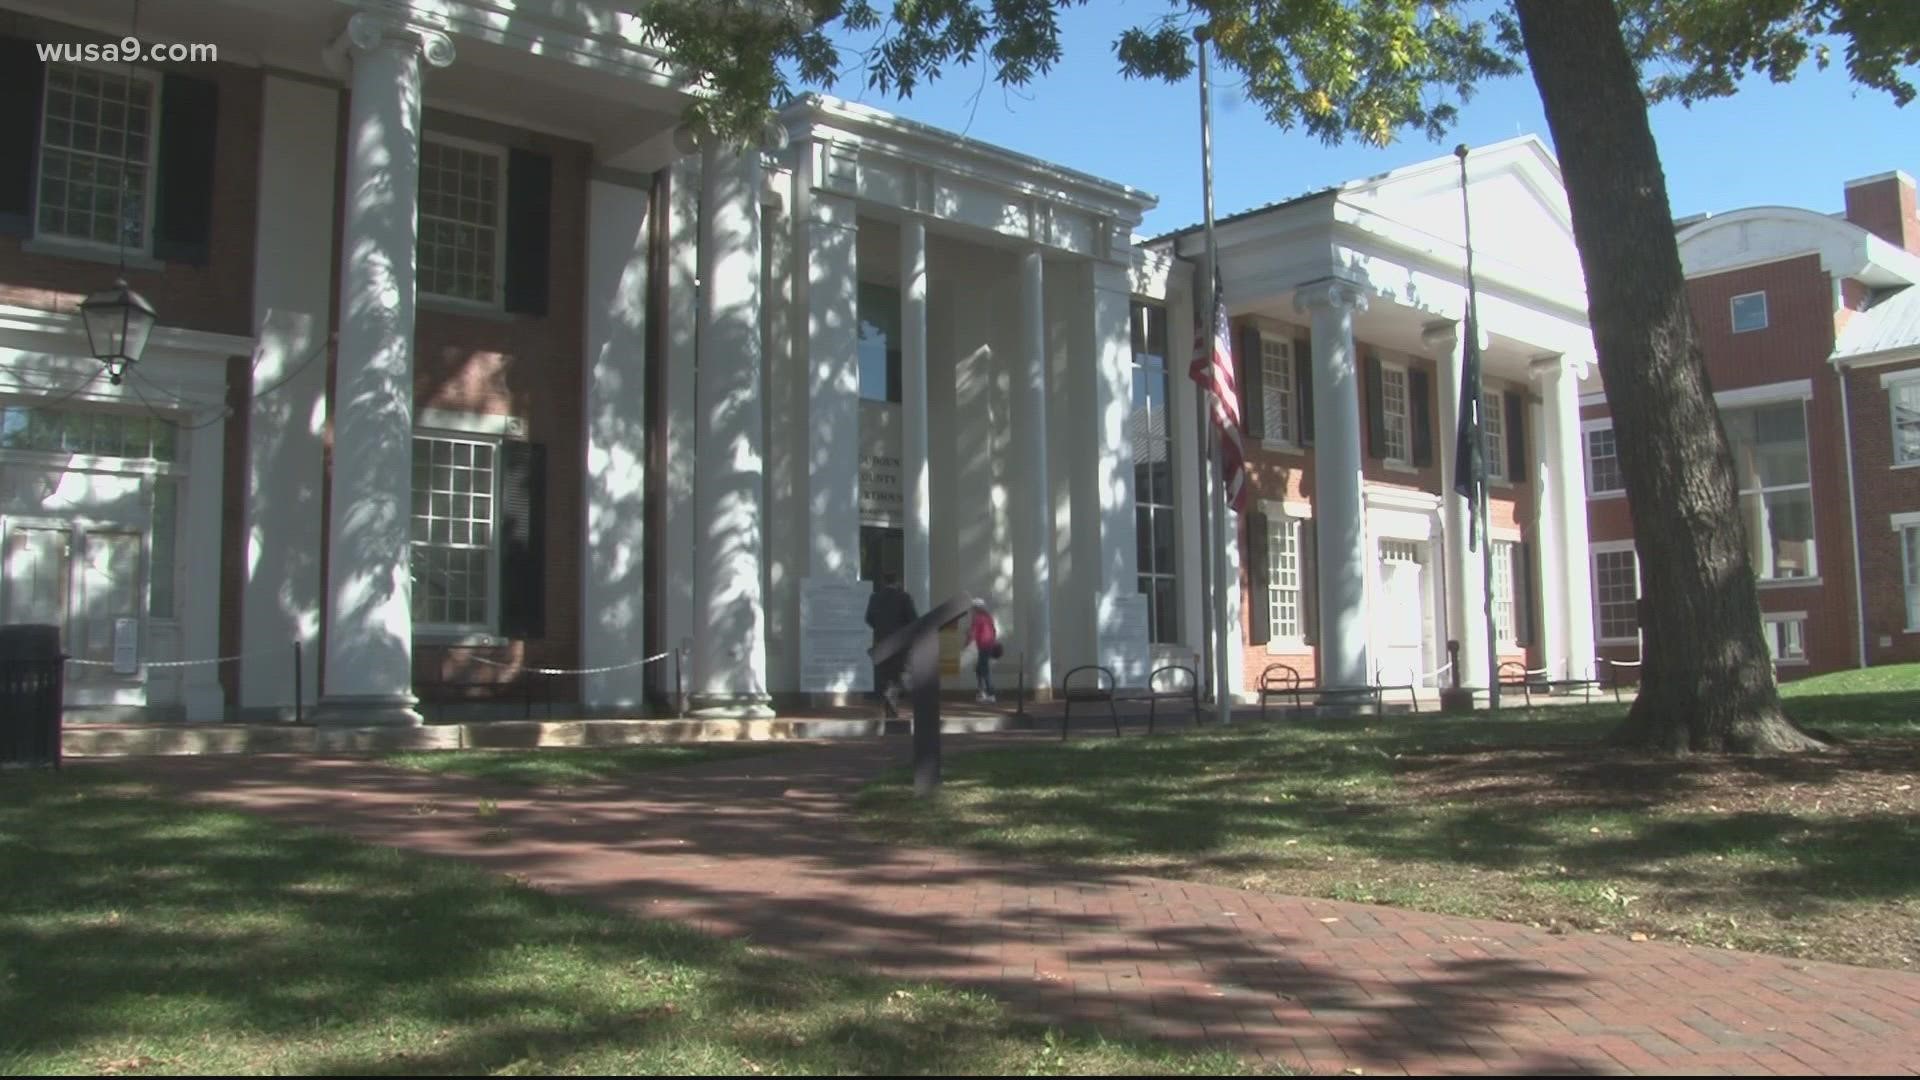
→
(1265, 508, 1308, 649)
(1482, 387, 1508, 483)
(410, 421, 507, 641)
(1491, 538, 1518, 644)
(1882, 371, 1920, 469)
(1894, 512, 1920, 632)
(1761, 610, 1808, 666)
(1260, 335, 1296, 447)
(1725, 397, 1817, 583)
(1582, 418, 1626, 498)
(1131, 300, 1181, 647)
(417, 133, 508, 310)
(1380, 360, 1411, 467)
(33, 62, 162, 256)
(1591, 540, 1642, 645)
(1730, 291, 1769, 334)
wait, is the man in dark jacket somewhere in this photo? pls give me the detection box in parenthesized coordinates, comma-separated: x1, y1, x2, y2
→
(865, 573, 918, 718)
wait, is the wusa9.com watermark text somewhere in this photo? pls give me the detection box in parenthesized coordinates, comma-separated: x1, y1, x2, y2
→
(37, 38, 217, 63)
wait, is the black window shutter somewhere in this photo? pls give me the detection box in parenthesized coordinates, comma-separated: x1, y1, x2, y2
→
(1246, 511, 1271, 646)
(1409, 368, 1433, 468)
(500, 440, 547, 639)
(1301, 521, 1319, 646)
(1294, 337, 1314, 447)
(504, 148, 553, 316)
(0, 36, 43, 237)
(1239, 324, 1265, 441)
(1364, 352, 1386, 459)
(1505, 390, 1528, 483)
(1518, 541, 1537, 648)
(151, 73, 219, 265)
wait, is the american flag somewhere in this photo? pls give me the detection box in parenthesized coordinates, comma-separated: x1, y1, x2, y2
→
(1190, 269, 1248, 513)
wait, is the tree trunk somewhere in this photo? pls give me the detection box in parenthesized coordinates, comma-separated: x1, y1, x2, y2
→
(1512, 0, 1826, 754)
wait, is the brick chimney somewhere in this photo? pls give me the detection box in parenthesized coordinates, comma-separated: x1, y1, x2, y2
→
(1844, 170, 1920, 255)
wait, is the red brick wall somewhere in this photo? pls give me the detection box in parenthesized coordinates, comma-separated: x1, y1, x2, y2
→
(0, 62, 260, 336)
(1686, 255, 1835, 390)
(1842, 360, 1920, 665)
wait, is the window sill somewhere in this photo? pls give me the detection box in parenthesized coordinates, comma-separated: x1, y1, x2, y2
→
(1384, 461, 1420, 475)
(1756, 577, 1821, 589)
(419, 294, 516, 322)
(1265, 639, 1312, 655)
(1892, 460, 1920, 471)
(1260, 439, 1307, 455)
(1588, 490, 1627, 501)
(1596, 636, 1640, 647)
(1773, 657, 1809, 667)
(22, 237, 165, 272)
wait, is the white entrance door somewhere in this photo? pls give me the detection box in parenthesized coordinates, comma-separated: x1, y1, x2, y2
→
(1377, 540, 1426, 686)
(75, 531, 142, 677)
(4, 524, 142, 685)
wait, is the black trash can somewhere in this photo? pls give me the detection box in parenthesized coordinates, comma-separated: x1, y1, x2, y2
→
(0, 624, 64, 769)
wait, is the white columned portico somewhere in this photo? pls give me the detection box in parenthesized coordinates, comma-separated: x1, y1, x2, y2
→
(1016, 251, 1054, 691)
(314, 12, 453, 726)
(179, 412, 226, 721)
(1427, 319, 1489, 691)
(579, 173, 652, 709)
(690, 143, 773, 717)
(901, 220, 931, 610)
(240, 73, 337, 718)
(1296, 280, 1370, 688)
(1534, 353, 1597, 680)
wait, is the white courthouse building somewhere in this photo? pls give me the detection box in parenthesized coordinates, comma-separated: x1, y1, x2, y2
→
(0, 0, 1601, 723)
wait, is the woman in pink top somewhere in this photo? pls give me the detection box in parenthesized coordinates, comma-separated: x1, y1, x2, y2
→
(968, 597, 1000, 703)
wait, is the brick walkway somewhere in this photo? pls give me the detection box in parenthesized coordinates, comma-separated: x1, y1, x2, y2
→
(126, 737, 1920, 1076)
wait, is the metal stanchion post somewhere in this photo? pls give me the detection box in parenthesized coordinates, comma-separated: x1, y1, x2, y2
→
(293, 640, 303, 725)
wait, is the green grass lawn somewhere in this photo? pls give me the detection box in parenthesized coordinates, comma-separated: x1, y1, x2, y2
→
(858, 664, 1920, 971)
(381, 742, 799, 789)
(0, 770, 1260, 1076)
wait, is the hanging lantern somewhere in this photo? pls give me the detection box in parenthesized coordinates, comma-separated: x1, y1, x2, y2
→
(78, 279, 158, 385)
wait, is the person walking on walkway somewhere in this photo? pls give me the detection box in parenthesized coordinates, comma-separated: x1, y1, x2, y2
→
(967, 597, 1001, 703)
(865, 573, 917, 718)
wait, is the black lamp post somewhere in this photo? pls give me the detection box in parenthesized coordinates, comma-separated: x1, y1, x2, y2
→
(78, 279, 158, 386)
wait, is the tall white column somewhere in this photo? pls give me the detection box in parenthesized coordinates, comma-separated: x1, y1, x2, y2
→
(1428, 319, 1489, 690)
(241, 74, 337, 718)
(1296, 280, 1370, 688)
(901, 220, 932, 610)
(579, 175, 652, 709)
(180, 412, 226, 721)
(800, 190, 858, 579)
(1092, 258, 1147, 683)
(1015, 251, 1054, 691)
(690, 143, 772, 717)
(659, 153, 701, 682)
(315, 13, 453, 727)
(1536, 354, 1597, 680)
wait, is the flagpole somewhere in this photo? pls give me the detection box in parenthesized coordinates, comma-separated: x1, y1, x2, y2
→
(1456, 144, 1502, 710)
(1198, 28, 1234, 723)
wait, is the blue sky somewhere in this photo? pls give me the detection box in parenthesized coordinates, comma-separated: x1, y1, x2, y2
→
(798, 3, 1920, 238)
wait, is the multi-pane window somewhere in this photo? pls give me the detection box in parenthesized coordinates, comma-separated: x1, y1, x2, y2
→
(1586, 424, 1624, 495)
(419, 140, 503, 304)
(410, 436, 498, 629)
(858, 282, 902, 403)
(149, 478, 177, 620)
(1491, 540, 1517, 644)
(1381, 364, 1409, 463)
(1594, 547, 1640, 642)
(1731, 291, 1769, 333)
(1482, 390, 1507, 481)
(37, 65, 156, 249)
(1261, 336, 1295, 444)
(0, 405, 178, 460)
(1891, 380, 1920, 466)
(1267, 516, 1302, 640)
(1725, 400, 1815, 580)
(1132, 302, 1178, 644)
(1905, 526, 1920, 631)
(1762, 614, 1806, 664)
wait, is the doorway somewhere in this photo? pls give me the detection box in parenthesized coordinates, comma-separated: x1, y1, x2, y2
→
(1375, 538, 1434, 686)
